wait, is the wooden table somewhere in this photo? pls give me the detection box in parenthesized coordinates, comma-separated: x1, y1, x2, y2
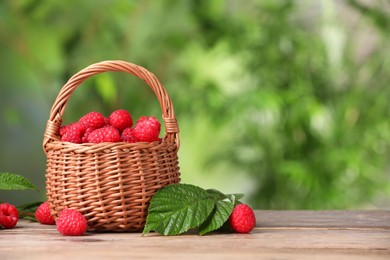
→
(1, 210, 389, 259)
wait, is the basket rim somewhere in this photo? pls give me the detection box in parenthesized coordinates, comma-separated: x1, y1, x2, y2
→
(45, 138, 178, 154)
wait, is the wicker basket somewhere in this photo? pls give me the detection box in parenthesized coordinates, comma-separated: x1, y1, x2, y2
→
(42, 60, 180, 232)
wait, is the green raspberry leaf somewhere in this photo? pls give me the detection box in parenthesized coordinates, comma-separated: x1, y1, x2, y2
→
(143, 184, 216, 236)
(226, 193, 245, 205)
(207, 189, 244, 205)
(206, 189, 228, 200)
(198, 198, 234, 235)
(0, 172, 36, 191)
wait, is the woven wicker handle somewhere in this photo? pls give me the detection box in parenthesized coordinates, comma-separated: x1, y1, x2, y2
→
(43, 60, 179, 150)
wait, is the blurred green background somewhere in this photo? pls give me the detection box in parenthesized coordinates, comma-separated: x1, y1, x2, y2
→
(0, 0, 389, 209)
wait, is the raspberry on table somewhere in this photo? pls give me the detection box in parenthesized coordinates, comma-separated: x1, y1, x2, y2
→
(60, 122, 87, 143)
(0, 203, 19, 229)
(132, 116, 161, 142)
(56, 208, 87, 236)
(79, 111, 106, 129)
(109, 109, 133, 131)
(86, 126, 120, 143)
(121, 127, 138, 143)
(35, 201, 55, 225)
(228, 204, 256, 233)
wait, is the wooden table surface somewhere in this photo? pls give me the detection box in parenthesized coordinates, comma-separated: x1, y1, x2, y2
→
(1, 210, 389, 259)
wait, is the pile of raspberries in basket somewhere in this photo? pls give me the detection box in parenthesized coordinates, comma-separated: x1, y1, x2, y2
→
(59, 110, 161, 144)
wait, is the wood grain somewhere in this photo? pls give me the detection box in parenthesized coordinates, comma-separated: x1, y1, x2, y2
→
(0, 210, 389, 260)
(256, 210, 390, 228)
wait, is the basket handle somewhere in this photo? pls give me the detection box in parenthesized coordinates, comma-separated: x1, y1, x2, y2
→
(43, 60, 179, 150)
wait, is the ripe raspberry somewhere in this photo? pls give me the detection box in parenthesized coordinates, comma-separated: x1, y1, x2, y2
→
(56, 208, 87, 236)
(59, 122, 83, 137)
(59, 125, 68, 137)
(86, 126, 120, 143)
(61, 122, 87, 143)
(0, 203, 19, 229)
(81, 127, 95, 143)
(35, 201, 55, 225)
(104, 116, 110, 126)
(121, 127, 138, 143)
(79, 111, 106, 129)
(132, 116, 161, 142)
(228, 204, 256, 233)
(109, 109, 133, 131)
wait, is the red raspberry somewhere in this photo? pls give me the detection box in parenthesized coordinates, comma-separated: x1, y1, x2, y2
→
(121, 127, 138, 143)
(132, 116, 161, 142)
(104, 116, 110, 126)
(109, 109, 133, 131)
(228, 204, 256, 233)
(81, 127, 95, 143)
(61, 122, 87, 143)
(35, 201, 55, 225)
(86, 126, 120, 143)
(59, 122, 83, 137)
(79, 111, 106, 129)
(56, 208, 87, 236)
(0, 203, 19, 229)
(59, 125, 68, 136)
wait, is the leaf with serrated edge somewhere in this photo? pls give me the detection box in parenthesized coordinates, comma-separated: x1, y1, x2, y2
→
(226, 193, 245, 201)
(206, 189, 227, 200)
(0, 172, 36, 190)
(207, 189, 244, 204)
(199, 199, 234, 235)
(143, 184, 216, 236)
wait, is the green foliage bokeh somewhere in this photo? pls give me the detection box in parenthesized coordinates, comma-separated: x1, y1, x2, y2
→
(0, 0, 389, 209)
